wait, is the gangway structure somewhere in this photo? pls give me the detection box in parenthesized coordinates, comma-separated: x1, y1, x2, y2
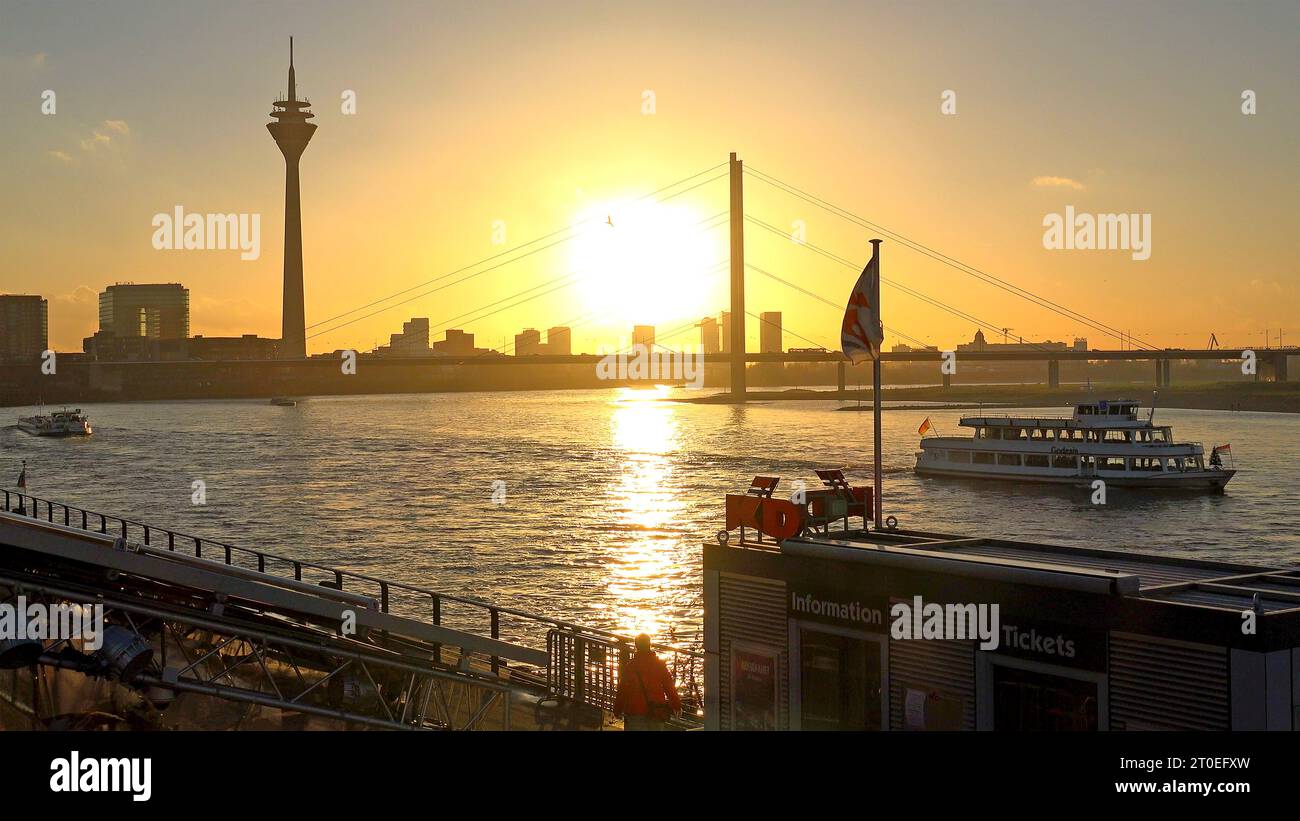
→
(0, 490, 702, 731)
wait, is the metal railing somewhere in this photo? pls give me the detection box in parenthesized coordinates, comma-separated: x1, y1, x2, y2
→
(548, 630, 703, 725)
(1, 488, 703, 697)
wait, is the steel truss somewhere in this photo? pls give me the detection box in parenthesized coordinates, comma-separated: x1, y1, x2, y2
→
(0, 570, 511, 730)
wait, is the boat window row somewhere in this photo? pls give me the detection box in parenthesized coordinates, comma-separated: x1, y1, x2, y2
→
(1076, 403, 1137, 416)
(943, 450, 1204, 471)
(975, 426, 1169, 443)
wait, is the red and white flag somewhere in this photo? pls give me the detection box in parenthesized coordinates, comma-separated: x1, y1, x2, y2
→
(841, 248, 884, 363)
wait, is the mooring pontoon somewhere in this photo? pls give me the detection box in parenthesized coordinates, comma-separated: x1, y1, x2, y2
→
(706, 473, 1300, 730)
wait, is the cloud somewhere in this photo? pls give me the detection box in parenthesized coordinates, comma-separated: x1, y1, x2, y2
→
(0, 52, 48, 71)
(1032, 175, 1086, 191)
(48, 120, 133, 164)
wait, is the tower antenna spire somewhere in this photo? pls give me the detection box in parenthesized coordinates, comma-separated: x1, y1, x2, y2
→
(288, 37, 296, 101)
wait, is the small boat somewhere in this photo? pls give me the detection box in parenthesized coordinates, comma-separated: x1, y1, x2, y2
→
(270, 397, 297, 407)
(18, 407, 93, 437)
(915, 398, 1234, 492)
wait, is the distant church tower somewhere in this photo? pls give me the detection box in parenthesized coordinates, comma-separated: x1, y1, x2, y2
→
(267, 38, 316, 359)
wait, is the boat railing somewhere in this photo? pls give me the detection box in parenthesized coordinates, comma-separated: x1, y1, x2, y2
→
(0, 489, 704, 696)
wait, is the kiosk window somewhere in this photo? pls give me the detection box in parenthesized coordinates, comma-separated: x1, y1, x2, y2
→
(799, 629, 882, 730)
(992, 664, 1097, 731)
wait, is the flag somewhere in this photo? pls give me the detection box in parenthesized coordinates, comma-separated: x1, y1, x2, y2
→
(16, 462, 26, 489)
(918, 417, 933, 436)
(1212, 444, 1231, 454)
(841, 248, 884, 363)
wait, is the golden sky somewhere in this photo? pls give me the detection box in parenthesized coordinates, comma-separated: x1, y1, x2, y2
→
(2, 0, 1297, 354)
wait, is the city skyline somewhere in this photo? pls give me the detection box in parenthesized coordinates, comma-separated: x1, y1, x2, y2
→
(2, 1, 1297, 356)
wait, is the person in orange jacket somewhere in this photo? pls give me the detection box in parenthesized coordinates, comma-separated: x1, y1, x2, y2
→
(614, 634, 681, 731)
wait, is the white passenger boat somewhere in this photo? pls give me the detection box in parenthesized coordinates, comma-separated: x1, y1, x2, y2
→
(17, 407, 93, 437)
(914, 399, 1233, 491)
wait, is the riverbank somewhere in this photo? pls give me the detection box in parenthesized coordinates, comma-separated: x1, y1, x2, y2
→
(676, 382, 1300, 414)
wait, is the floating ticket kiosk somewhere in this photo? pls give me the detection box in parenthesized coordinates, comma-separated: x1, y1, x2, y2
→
(705, 474, 1300, 731)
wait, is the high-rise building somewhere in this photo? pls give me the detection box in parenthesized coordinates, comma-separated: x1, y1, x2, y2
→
(720, 311, 732, 354)
(515, 328, 542, 355)
(759, 311, 783, 354)
(0, 294, 48, 361)
(98, 283, 190, 339)
(267, 38, 316, 359)
(632, 325, 655, 350)
(699, 316, 720, 354)
(547, 326, 572, 356)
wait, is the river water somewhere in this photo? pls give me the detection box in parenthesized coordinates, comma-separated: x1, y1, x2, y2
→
(3, 388, 1296, 647)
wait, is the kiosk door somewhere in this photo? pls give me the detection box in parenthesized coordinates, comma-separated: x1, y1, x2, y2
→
(798, 627, 884, 730)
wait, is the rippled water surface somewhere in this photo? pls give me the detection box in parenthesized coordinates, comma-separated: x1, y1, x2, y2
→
(4, 389, 1297, 646)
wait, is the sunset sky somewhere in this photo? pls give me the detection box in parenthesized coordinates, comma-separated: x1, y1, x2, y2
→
(2, 0, 1297, 355)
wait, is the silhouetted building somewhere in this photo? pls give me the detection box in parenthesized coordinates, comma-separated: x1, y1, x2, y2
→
(700, 317, 720, 354)
(1073, 337, 1089, 351)
(188, 335, 280, 360)
(268, 38, 316, 359)
(957, 329, 1069, 353)
(98, 283, 190, 339)
(82, 330, 278, 361)
(0, 294, 48, 362)
(433, 329, 476, 356)
(759, 311, 782, 354)
(377, 317, 431, 357)
(81, 332, 189, 362)
(632, 325, 655, 350)
(515, 328, 542, 355)
(892, 343, 939, 353)
(547, 326, 571, 356)
(720, 312, 732, 354)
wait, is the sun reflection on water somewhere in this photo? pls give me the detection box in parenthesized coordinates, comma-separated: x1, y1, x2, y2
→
(605, 387, 685, 638)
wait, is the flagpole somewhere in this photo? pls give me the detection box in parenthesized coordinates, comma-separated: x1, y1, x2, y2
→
(871, 238, 883, 531)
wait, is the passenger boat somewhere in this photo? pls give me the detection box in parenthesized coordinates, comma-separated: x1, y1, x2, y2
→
(914, 398, 1233, 491)
(270, 397, 297, 406)
(17, 407, 93, 437)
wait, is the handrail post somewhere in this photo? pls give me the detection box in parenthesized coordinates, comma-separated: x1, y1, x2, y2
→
(380, 583, 389, 613)
(490, 609, 500, 674)
(572, 634, 585, 706)
(431, 595, 442, 663)
(168, 532, 175, 551)
(194, 537, 201, 558)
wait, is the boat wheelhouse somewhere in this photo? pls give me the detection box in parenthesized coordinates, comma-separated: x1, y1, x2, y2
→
(914, 399, 1232, 491)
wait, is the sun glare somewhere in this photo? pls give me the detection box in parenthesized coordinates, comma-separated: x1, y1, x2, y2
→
(570, 201, 720, 333)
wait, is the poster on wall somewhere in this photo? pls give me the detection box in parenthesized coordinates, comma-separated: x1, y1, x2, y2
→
(731, 644, 778, 731)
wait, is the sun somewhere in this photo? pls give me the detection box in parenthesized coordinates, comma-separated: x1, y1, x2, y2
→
(569, 200, 721, 333)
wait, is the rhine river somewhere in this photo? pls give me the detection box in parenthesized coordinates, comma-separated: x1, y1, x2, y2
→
(4, 388, 1297, 649)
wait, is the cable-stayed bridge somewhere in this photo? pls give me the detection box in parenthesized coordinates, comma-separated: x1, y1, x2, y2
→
(306, 153, 1294, 392)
